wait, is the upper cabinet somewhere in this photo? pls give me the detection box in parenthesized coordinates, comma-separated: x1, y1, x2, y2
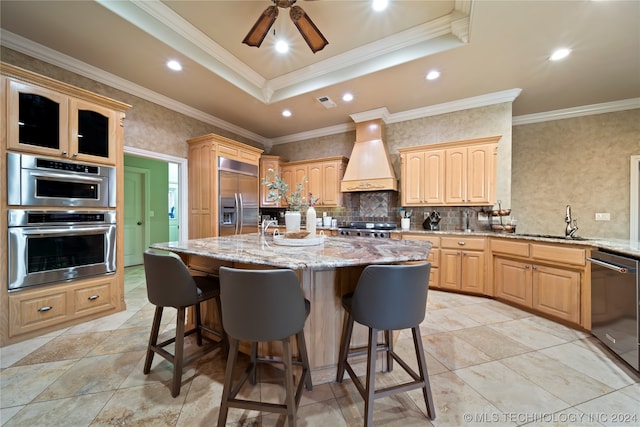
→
(260, 155, 287, 208)
(6, 77, 123, 165)
(261, 156, 348, 208)
(399, 136, 500, 206)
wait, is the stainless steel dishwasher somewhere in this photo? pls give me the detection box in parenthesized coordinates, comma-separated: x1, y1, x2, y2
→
(588, 250, 639, 372)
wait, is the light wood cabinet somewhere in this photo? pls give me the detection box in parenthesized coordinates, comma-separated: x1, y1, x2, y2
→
(491, 238, 585, 325)
(402, 234, 440, 288)
(440, 236, 486, 293)
(6, 77, 122, 165)
(279, 157, 347, 207)
(1, 63, 129, 346)
(260, 155, 286, 207)
(8, 275, 119, 338)
(187, 133, 263, 239)
(399, 136, 500, 206)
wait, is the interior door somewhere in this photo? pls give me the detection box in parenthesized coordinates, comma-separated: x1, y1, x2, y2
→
(124, 168, 147, 266)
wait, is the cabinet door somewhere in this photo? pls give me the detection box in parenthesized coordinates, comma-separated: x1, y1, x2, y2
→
(321, 161, 341, 206)
(424, 149, 445, 204)
(69, 98, 118, 165)
(307, 163, 322, 204)
(293, 165, 309, 200)
(494, 257, 532, 307)
(402, 151, 425, 205)
(440, 249, 461, 289)
(260, 158, 281, 207)
(189, 142, 214, 238)
(466, 144, 495, 204)
(7, 79, 69, 157)
(461, 250, 485, 293)
(445, 147, 467, 204)
(532, 265, 580, 323)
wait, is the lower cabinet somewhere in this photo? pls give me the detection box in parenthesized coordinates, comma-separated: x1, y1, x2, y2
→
(8, 275, 119, 338)
(440, 236, 486, 293)
(401, 234, 440, 288)
(493, 240, 584, 325)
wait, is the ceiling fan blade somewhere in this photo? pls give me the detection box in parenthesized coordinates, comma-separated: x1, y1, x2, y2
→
(289, 5, 328, 53)
(243, 5, 279, 48)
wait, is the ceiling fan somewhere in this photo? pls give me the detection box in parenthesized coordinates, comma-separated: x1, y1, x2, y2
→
(243, 0, 329, 53)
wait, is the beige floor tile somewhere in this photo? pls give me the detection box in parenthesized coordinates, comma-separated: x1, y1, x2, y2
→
(11, 331, 112, 366)
(451, 325, 533, 360)
(87, 326, 150, 356)
(33, 351, 145, 401)
(423, 332, 493, 370)
(454, 361, 571, 415)
(422, 307, 482, 332)
(499, 351, 615, 405)
(487, 318, 569, 350)
(574, 386, 640, 427)
(3, 391, 114, 427)
(0, 336, 53, 369)
(0, 359, 76, 408)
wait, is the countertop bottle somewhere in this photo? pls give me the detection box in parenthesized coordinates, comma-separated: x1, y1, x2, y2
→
(306, 205, 316, 235)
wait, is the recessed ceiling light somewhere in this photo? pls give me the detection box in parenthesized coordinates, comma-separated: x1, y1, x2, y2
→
(550, 48, 571, 61)
(425, 70, 440, 80)
(372, 0, 389, 12)
(342, 93, 354, 102)
(275, 40, 289, 54)
(282, 109, 292, 117)
(166, 60, 182, 71)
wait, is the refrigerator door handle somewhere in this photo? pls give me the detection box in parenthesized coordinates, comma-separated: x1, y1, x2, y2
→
(236, 193, 244, 235)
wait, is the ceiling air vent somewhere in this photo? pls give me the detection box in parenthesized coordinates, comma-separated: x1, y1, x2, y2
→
(316, 96, 337, 109)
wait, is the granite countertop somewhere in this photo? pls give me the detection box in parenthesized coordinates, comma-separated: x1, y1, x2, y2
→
(397, 229, 640, 258)
(151, 233, 432, 270)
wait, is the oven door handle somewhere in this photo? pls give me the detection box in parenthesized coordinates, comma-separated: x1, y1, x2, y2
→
(17, 225, 113, 236)
(30, 171, 104, 183)
(586, 257, 629, 274)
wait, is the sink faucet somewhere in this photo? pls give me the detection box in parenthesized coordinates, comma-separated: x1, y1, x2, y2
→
(565, 205, 579, 238)
(261, 219, 278, 236)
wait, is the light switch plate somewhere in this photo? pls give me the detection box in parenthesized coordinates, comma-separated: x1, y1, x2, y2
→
(595, 212, 610, 221)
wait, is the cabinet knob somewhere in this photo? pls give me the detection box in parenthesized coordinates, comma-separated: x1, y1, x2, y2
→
(458, 241, 466, 245)
(72, 153, 78, 157)
(61, 151, 67, 156)
(525, 265, 530, 269)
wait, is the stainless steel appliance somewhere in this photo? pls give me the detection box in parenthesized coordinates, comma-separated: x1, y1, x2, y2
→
(588, 249, 639, 372)
(7, 152, 116, 208)
(218, 157, 259, 236)
(337, 221, 398, 238)
(7, 209, 117, 291)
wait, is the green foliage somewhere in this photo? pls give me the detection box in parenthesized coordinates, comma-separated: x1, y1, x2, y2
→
(262, 170, 317, 211)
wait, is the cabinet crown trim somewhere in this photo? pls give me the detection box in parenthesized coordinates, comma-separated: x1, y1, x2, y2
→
(398, 135, 502, 154)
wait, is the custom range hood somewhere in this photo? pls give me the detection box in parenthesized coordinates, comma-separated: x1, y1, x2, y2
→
(340, 117, 398, 192)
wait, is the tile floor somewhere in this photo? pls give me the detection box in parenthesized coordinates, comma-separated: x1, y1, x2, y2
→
(1, 265, 639, 426)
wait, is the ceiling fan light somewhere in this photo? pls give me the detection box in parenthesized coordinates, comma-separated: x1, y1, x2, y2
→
(290, 5, 328, 53)
(275, 40, 289, 53)
(372, 0, 389, 12)
(243, 5, 279, 48)
(550, 48, 571, 61)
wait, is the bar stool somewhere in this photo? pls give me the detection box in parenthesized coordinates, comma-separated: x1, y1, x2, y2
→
(336, 262, 436, 426)
(142, 249, 227, 397)
(217, 267, 313, 427)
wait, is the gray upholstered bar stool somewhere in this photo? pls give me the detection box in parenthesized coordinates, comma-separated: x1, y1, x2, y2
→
(142, 249, 227, 397)
(335, 262, 436, 426)
(217, 267, 312, 427)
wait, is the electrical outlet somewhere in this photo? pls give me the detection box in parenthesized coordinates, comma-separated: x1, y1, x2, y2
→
(595, 212, 610, 221)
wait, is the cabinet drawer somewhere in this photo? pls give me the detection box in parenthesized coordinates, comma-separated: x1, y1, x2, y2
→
(403, 234, 440, 247)
(531, 244, 586, 266)
(490, 238, 530, 257)
(9, 290, 68, 337)
(441, 236, 485, 251)
(74, 281, 115, 316)
(427, 249, 440, 267)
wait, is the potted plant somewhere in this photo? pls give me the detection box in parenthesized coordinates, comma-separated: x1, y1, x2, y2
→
(262, 170, 318, 231)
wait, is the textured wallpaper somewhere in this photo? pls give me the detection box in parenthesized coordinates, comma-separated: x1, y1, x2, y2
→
(512, 109, 639, 239)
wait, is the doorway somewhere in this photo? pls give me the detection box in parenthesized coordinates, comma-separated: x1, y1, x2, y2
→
(124, 147, 188, 265)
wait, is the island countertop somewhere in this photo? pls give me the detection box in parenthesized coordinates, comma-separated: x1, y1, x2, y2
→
(150, 233, 432, 270)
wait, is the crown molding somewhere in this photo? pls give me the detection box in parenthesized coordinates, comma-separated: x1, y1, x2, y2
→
(512, 98, 640, 125)
(1, 29, 269, 146)
(270, 122, 355, 146)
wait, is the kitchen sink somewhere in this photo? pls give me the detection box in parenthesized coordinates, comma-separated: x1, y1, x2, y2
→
(516, 233, 591, 241)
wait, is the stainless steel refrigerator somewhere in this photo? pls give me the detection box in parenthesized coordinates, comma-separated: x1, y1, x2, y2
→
(218, 157, 259, 236)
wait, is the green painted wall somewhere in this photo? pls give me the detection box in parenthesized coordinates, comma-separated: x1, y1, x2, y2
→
(124, 155, 169, 244)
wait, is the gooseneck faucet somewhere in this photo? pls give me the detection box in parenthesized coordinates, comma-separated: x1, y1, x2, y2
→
(565, 205, 579, 238)
(261, 219, 278, 236)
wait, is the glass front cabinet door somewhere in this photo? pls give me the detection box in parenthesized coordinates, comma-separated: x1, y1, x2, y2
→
(7, 79, 117, 165)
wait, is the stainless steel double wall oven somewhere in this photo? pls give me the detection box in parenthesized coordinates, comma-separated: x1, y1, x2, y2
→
(7, 152, 117, 291)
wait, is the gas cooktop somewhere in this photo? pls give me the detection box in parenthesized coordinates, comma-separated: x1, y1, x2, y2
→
(337, 221, 398, 238)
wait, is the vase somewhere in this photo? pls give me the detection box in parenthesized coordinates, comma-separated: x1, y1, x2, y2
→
(306, 206, 316, 235)
(285, 211, 301, 232)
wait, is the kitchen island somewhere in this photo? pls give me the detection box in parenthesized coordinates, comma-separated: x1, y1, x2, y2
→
(151, 233, 432, 384)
